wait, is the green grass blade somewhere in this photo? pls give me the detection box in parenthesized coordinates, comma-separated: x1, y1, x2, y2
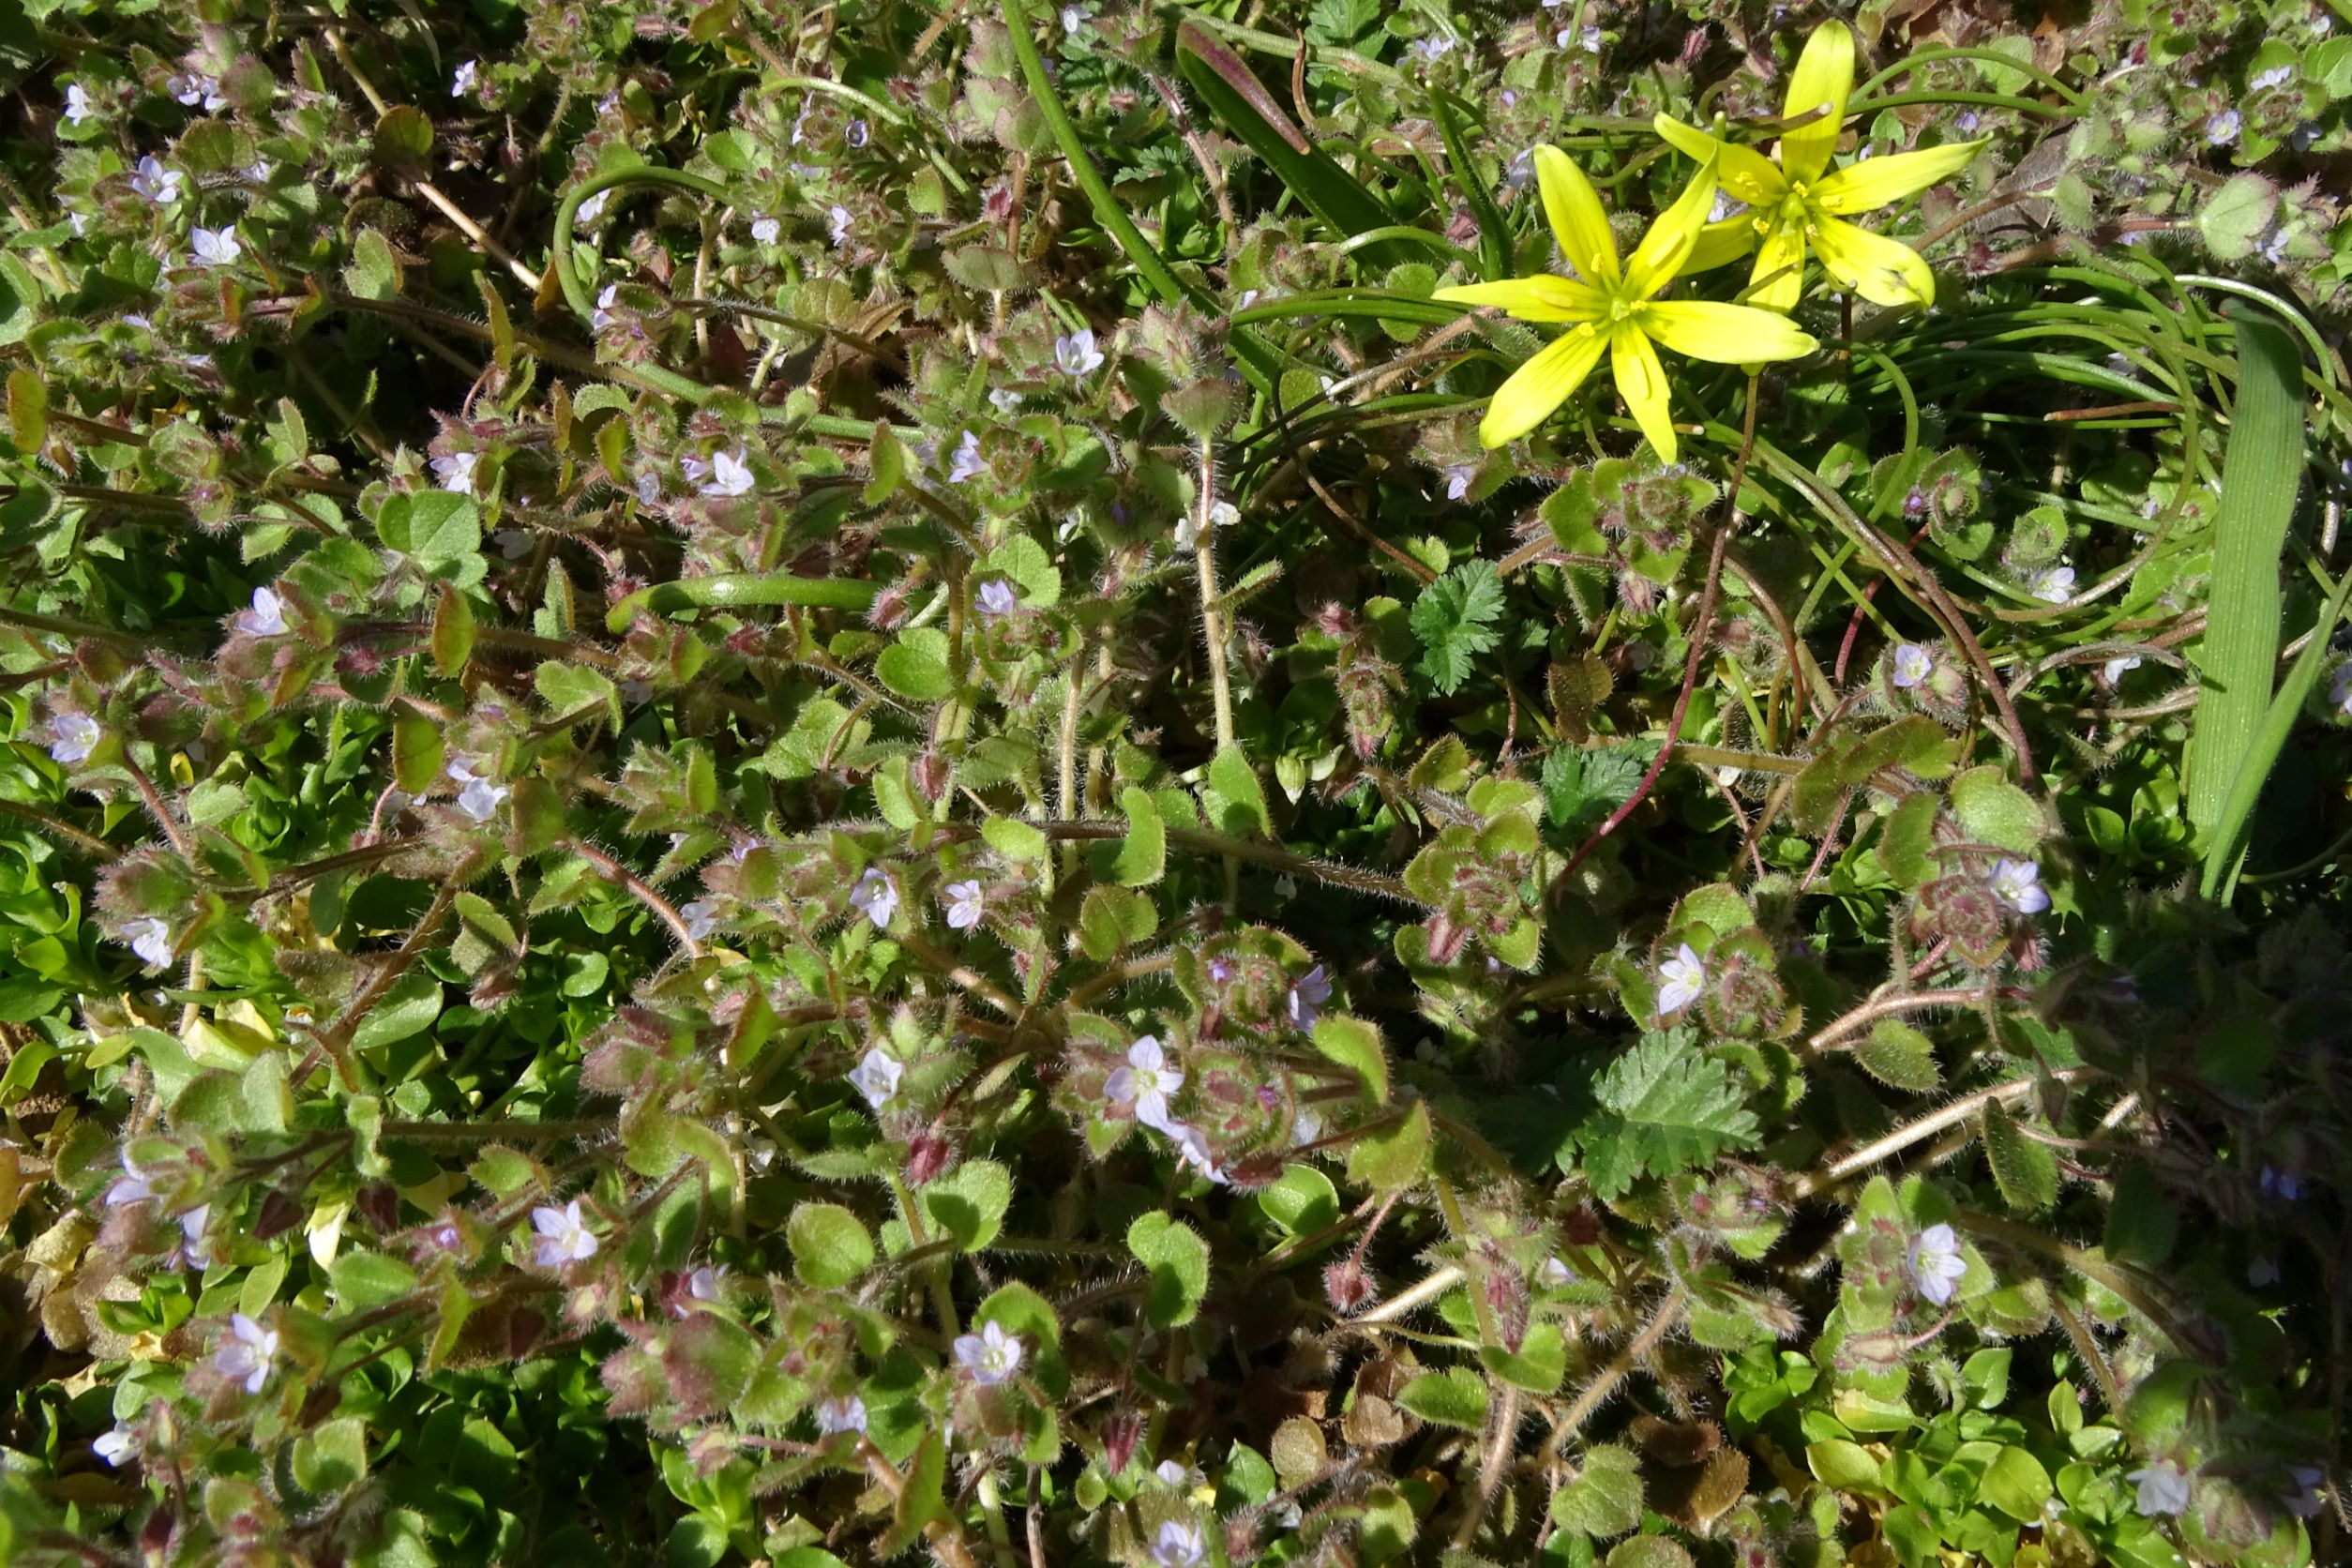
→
(1428, 89, 1509, 283)
(2200, 562, 2352, 900)
(1173, 25, 1407, 268)
(2187, 309, 2305, 840)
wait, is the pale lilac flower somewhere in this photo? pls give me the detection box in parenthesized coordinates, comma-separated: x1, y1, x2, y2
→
(1108, 1036, 1184, 1130)
(944, 880, 986, 930)
(850, 1047, 903, 1109)
(530, 1199, 599, 1268)
(1907, 1223, 1968, 1304)
(1164, 1120, 1227, 1184)
(446, 760, 510, 824)
(1175, 499, 1238, 551)
(93, 1426, 139, 1466)
(48, 712, 101, 764)
(179, 1204, 213, 1268)
(1504, 149, 1535, 188)
(451, 59, 478, 96)
(213, 1312, 279, 1394)
(1055, 327, 1106, 376)
(1155, 1459, 1199, 1488)
(634, 472, 660, 505)
(1287, 965, 1331, 1030)
(65, 84, 98, 126)
(234, 586, 286, 638)
(1656, 943, 1705, 1015)
(1990, 857, 2049, 915)
(849, 867, 898, 929)
(2252, 65, 2295, 91)
(590, 284, 618, 332)
(2329, 661, 2352, 716)
(2260, 1166, 2303, 1201)
(129, 156, 184, 205)
(686, 1264, 725, 1302)
(1408, 36, 1454, 64)
(1061, 4, 1086, 32)
(954, 1319, 1024, 1383)
(2128, 1458, 2192, 1516)
(701, 448, 755, 498)
(2284, 1466, 2326, 1518)
(815, 1395, 867, 1435)
(1205, 956, 1235, 986)
(105, 1156, 158, 1208)
(1540, 1255, 1576, 1288)
(1890, 642, 1934, 688)
(827, 204, 853, 248)
(1151, 1520, 1206, 1568)
(2103, 653, 2143, 684)
(575, 189, 610, 226)
(1954, 110, 1981, 134)
(1291, 1104, 1323, 1147)
(679, 900, 718, 942)
(975, 579, 1020, 620)
(430, 1219, 463, 1251)
(751, 215, 781, 244)
(1443, 464, 1474, 502)
(168, 73, 227, 112)
(988, 387, 1023, 413)
(432, 451, 478, 494)
(1709, 190, 1750, 223)
(947, 430, 986, 483)
(2206, 110, 2241, 145)
(845, 119, 869, 148)
(2026, 565, 2075, 604)
(124, 917, 174, 970)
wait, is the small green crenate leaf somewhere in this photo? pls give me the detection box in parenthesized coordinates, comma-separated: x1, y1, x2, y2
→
(1093, 787, 1165, 887)
(1552, 1443, 1645, 1536)
(787, 1201, 877, 1288)
(1395, 1367, 1488, 1429)
(1126, 1211, 1211, 1327)
(1347, 1101, 1431, 1193)
(1205, 744, 1272, 837)
(1982, 1100, 2059, 1213)
(1257, 1164, 1340, 1234)
(922, 1159, 1011, 1251)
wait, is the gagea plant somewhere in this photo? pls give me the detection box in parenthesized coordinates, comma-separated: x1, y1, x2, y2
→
(3, 3, 2350, 1567)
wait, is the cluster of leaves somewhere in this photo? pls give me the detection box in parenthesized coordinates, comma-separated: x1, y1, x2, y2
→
(2, 1, 2351, 1567)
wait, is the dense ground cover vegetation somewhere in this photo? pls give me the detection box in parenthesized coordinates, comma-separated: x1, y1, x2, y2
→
(4, 0, 2352, 1563)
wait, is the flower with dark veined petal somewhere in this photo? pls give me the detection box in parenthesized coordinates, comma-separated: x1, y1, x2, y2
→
(123, 917, 174, 970)
(815, 1394, 867, 1435)
(48, 712, 101, 764)
(2026, 565, 2075, 605)
(530, 1199, 599, 1268)
(953, 1319, 1023, 1383)
(234, 586, 287, 638)
(1890, 642, 1933, 688)
(849, 1047, 903, 1110)
(848, 867, 897, 929)
(943, 880, 986, 930)
(2128, 1458, 2192, 1516)
(190, 226, 241, 266)
(1054, 327, 1105, 376)
(1150, 1521, 1206, 1568)
(431, 451, 478, 494)
(1656, 943, 1705, 1014)
(1108, 1035, 1184, 1130)
(1433, 150, 1816, 455)
(1287, 965, 1331, 1030)
(213, 1312, 279, 1394)
(1656, 22, 1985, 311)
(975, 579, 1020, 620)
(129, 156, 184, 206)
(1989, 857, 2049, 915)
(1907, 1222, 1968, 1304)
(946, 431, 986, 483)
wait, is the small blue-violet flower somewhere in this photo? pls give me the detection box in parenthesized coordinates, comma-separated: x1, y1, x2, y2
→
(1990, 857, 2049, 915)
(1890, 642, 1934, 688)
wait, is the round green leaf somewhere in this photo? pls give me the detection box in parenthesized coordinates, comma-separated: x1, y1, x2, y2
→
(787, 1201, 877, 1288)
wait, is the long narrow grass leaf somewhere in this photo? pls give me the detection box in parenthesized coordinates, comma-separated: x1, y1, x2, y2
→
(2187, 309, 2304, 837)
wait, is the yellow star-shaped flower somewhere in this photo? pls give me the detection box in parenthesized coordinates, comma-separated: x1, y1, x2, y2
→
(1658, 20, 1986, 312)
(1434, 148, 1817, 457)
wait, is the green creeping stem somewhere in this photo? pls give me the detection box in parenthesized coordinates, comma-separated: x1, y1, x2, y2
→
(552, 166, 734, 326)
(605, 573, 882, 634)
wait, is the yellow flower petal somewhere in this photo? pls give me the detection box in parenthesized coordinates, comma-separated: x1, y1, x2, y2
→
(1741, 217, 1808, 313)
(1777, 20, 1854, 186)
(1680, 216, 1760, 277)
(1433, 276, 1606, 323)
(1610, 324, 1678, 461)
(1641, 301, 1819, 364)
(1811, 213, 1936, 309)
(1625, 159, 1720, 299)
(1653, 115, 1786, 205)
(1478, 324, 1610, 447)
(1812, 138, 1988, 215)
(1533, 146, 1621, 285)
